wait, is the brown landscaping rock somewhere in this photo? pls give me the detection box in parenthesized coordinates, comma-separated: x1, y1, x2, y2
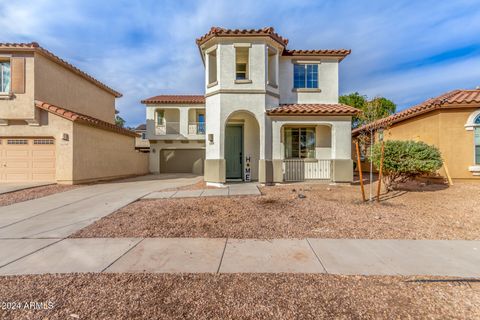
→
(0, 185, 81, 207)
(71, 182, 480, 240)
(0, 273, 478, 319)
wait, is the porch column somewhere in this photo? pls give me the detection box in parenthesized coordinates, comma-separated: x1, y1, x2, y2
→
(179, 107, 189, 136)
(331, 120, 354, 182)
(204, 96, 226, 184)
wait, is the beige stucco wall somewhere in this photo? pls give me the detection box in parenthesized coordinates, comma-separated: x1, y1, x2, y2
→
(34, 53, 116, 124)
(0, 111, 74, 181)
(71, 123, 148, 183)
(0, 52, 36, 120)
(357, 107, 479, 180)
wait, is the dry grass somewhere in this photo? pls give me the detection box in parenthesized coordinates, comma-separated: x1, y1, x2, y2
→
(0, 185, 81, 207)
(73, 182, 480, 239)
(0, 273, 478, 320)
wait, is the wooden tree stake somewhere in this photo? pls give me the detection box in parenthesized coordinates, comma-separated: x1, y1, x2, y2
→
(376, 141, 385, 202)
(355, 141, 366, 202)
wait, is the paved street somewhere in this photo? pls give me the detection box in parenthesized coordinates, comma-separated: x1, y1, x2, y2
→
(0, 238, 479, 277)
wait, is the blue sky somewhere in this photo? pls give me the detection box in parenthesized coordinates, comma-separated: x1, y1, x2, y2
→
(1, 0, 479, 127)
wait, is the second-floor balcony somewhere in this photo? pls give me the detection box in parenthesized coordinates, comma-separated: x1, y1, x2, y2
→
(155, 122, 180, 135)
(188, 122, 206, 135)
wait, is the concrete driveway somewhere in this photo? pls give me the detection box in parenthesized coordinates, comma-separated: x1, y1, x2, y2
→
(0, 174, 202, 239)
(0, 181, 54, 195)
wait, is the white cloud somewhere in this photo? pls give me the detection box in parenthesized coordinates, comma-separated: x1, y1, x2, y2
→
(1, 0, 479, 125)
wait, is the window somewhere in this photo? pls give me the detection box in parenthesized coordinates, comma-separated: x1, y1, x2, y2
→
(208, 49, 217, 85)
(197, 113, 205, 134)
(7, 139, 28, 145)
(284, 127, 316, 159)
(0, 61, 10, 93)
(267, 48, 277, 86)
(156, 110, 165, 125)
(293, 64, 318, 89)
(141, 132, 146, 140)
(33, 139, 54, 145)
(475, 115, 480, 164)
(235, 47, 249, 80)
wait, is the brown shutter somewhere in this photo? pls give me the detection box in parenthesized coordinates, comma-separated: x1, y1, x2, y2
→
(11, 57, 25, 94)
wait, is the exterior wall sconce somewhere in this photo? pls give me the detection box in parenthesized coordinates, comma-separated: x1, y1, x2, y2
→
(208, 133, 214, 144)
(62, 133, 69, 141)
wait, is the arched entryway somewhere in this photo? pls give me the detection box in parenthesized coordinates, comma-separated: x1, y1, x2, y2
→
(224, 110, 260, 181)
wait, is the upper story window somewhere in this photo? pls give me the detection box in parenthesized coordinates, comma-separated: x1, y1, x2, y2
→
(0, 61, 11, 93)
(207, 49, 217, 85)
(141, 132, 146, 140)
(235, 47, 249, 80)
(293, 63, 318, 89)
(267, 48, 277, 87)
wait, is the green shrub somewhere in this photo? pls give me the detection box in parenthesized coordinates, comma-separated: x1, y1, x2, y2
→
(368, 140, 443, 190)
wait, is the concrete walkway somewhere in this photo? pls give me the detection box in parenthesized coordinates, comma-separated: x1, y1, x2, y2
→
(0, 238, 479, 277)
(0, 181, 54, 195)
(0, 174, 202, 239)
(143, 182, 260, 199)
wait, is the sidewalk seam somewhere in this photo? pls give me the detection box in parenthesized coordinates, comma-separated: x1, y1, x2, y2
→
(101, 238, 145, 273)
(217, 238, 228, 273)
(306, 238, 329, 274)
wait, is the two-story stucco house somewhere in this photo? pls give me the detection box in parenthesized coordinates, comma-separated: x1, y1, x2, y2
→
(0, 42, 148, 183)
(142, 27, 359, 185)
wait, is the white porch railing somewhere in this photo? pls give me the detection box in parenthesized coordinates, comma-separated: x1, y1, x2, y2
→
(188, 122, 206, 135)
(155, 122, 180, 135)
(283, 159, 331, 181)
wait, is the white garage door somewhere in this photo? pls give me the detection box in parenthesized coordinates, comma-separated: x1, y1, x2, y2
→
(0, 138, 56, 181)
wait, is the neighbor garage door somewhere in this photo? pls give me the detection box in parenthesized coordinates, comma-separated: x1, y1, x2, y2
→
(160, 149, 205, 175)
(0, 138, 56, 181)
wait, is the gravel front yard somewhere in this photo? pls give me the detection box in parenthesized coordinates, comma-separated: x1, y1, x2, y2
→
(0, 185, 81, 207)
(72, 182, 480, 239)
(0, 273, 478, 319)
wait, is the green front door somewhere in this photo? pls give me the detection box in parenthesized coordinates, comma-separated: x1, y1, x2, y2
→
(225, 125, 243, 179)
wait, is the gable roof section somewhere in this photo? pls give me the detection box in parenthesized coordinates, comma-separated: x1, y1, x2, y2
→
(352, 89, 480, 135)
(141, 95, 205, 105)
(35, 100, 138, 137)
(267, 103, 360, 116)
(135, 124, 146, 131)
(196, 27, 289, 47)
(0, 42, 122, 98)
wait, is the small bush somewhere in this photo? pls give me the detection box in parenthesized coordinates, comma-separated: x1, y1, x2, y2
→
(368, 140, 443, 191)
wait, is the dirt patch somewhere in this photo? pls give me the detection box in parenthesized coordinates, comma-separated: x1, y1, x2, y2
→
(0, 185, 81, 207)
(72, 182, 480, 239)
(0, 273, 478, 320)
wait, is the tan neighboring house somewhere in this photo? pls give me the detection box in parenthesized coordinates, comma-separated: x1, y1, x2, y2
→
(142, 27, 359, 185)
(0, 42, 148, 183)
(352, 89, 480, 181)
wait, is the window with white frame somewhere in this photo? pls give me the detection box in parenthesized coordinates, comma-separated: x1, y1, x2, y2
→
(475, 115, 480, 164)
(293, 63, 318, 89)
(0, 60, 10, 93)
(235, 47, 249, 80)
(284, 127, 316, 159)
(208, 49, 217, 85)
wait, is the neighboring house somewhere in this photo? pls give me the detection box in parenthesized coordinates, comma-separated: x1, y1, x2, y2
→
(352, 89, 480, 181)
(142, 27, 359, 185)
(0, 42, 148, 183)
(134, 124, 150, 152)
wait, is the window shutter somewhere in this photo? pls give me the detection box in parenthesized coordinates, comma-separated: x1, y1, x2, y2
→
(11, 57, 25, 94)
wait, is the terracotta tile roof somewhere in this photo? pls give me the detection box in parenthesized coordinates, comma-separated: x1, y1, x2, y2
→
(0, 42, 122, 97)
(282, 49, 351, 61)
(196, 27, 289, 47)
(352, 89, 480, 135)
(135, 124, 146, 131)
(267, 103, 360, 116)
(35, 100, 138, 137)
(141, 95, 205, 104)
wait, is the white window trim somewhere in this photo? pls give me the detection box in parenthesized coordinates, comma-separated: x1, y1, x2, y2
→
(0, 57, 11, 95)
(292, 62, 320, 90)
(464, 108, 480, 131)
(234, 44, 251, 82)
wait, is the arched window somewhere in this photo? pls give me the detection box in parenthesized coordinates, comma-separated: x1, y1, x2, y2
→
(475, 114, 480, 125)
